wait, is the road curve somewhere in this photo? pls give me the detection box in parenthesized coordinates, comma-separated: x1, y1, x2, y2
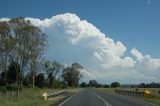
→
(57, 88, 159, 106)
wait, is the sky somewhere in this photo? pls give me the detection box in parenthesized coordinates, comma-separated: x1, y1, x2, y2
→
(0, 0, 160, 84)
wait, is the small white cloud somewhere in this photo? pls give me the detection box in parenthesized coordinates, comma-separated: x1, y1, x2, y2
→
(131, 48, 144, 61)
(0, 18, 10, 22)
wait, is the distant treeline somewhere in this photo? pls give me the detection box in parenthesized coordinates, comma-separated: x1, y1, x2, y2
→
(137, 82, 160, 88)
(80, 80, 160, 88)
(80, 80, 120, 88)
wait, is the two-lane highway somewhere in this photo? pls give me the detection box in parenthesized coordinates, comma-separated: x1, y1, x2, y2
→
(57, 88, 159, 106)
(58, 89, 108, 106)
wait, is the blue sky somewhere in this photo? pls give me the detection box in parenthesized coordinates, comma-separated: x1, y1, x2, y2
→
(1, 0, 160, 83)
(0, 0, 160, 58)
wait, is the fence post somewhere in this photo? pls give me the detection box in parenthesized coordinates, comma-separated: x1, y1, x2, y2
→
(11, 91, 13, 101)
(17, 90, 19, 100)
(6, 91, 8, 101)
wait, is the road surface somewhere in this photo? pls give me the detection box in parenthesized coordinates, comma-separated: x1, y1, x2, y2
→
(57, 88, 159, 106)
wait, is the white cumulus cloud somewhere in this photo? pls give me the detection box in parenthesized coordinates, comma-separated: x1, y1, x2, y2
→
(131, 48, 144, 61)
(1, 13, 160, 83)
(25, 13, 160, 83)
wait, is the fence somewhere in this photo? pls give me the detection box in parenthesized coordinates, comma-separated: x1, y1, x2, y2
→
(115, 89, 144, 98)
(6, 90, 20, 101)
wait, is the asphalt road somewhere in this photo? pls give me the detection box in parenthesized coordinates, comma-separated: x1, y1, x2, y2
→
(57, 88, 159, 106)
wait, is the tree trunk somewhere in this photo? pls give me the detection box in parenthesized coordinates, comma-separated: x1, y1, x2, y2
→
(19, 59, 23, 88)
(49, 78, 53, 88)
(32, 76, 35, 89)
(5, 53, 8, 86)
(32, 63, 36, 89)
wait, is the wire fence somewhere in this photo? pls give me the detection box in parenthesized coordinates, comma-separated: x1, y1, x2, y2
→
(6, 90, 19, 101)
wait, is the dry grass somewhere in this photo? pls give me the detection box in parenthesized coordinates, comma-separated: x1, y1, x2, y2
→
(0, 87, 81, 106)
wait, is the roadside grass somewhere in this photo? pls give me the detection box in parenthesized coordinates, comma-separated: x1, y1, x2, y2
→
(96, 88, 160, 105)
(66, 87, 82, 93)
(0, 87, 80, 106)
(96, 88, 116, 93)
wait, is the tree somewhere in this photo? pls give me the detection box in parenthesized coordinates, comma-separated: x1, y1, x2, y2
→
(0, 61, 20, 85)
(138, 82, 160, 88)
(88, 80, 102, 88)
(23, 73, 31, 86)
(0, 17, 47, 88)
(62, 63, 83, 87)
(11, 19, 48, 88)
(10, 18, 33, 87)
(28, 26, 47, 89)
(80, 82, 87, 88)
(45, 60, 64, 88)
(7, 61, 20, 84)
(0, 21, 16, 85)
(138, 83, 146, 88)
(103, 84, 110, 88)
(35, 73, 45, 88)
(89, 80, 98, 87)
(111, 82, 120, 88)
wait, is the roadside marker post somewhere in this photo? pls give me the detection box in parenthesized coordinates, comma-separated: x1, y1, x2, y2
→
(42, 93, 48, 100)
(144, 90, 150, 98)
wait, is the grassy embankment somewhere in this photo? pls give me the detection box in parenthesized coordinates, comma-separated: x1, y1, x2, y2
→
(0, 87, 80, 106)
(97, 88, 160, 105)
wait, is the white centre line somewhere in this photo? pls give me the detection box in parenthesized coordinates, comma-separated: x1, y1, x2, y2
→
(58, 92, 79, 106)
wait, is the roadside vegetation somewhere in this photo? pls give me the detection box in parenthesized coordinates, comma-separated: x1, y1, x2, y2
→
(0, 87, 80, 106)
(0, 18, 83, 106)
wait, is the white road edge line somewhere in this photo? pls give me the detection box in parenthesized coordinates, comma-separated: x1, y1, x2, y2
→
(58, 91, 79, 106)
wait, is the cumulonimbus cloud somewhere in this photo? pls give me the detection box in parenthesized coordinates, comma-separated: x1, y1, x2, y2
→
(1, 13, 160, 83)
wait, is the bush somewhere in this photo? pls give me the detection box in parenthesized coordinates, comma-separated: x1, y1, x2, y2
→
(103, 84, 110, 88)
(0, 86, 6, 93)
(80, 82, 87, 88)
(35, 73, 45, 88)
(111, 82, 120, 88)
(6, 85, 22, 91)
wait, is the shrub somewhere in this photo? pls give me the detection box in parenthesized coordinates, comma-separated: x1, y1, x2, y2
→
(0, 86, 6, 93)
(6, 85, 22, 91)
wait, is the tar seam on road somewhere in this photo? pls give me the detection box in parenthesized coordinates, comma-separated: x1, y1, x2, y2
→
(58, 91, 80, 106)
(93, 92, 112, 106)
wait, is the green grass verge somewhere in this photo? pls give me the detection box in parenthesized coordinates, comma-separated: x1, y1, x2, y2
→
(0, 87, 80, 106)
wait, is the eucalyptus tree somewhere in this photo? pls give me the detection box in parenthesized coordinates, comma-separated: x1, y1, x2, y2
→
(28, 27, 47, 88)
(45, 60, 64, 88)
(0, 18, 48, 88)
(0, 21, 16, 85)
(9, 18, 35, 86)
(62, 63, 83, 87)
